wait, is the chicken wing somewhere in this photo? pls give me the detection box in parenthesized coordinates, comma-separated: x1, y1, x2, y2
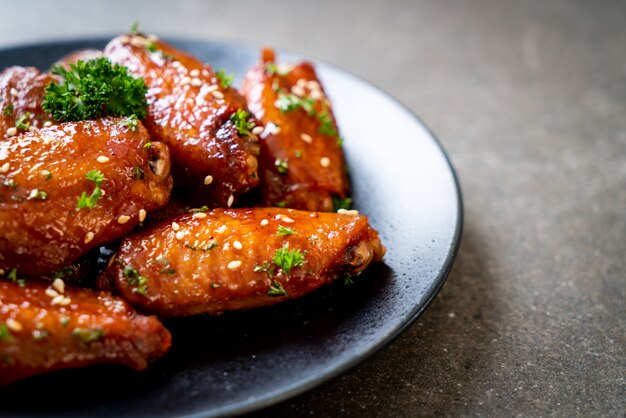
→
(53, 48, 104, 70)
(0, 279, 171, 386)
(104, 34, 260, 208)
(101, 208, 385, 317)
(0, 117, 173, 279)
(0, 67, 57, 140)
(242, 48, 350, 211)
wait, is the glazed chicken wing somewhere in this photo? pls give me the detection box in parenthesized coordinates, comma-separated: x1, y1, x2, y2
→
(104, 34, 260, 208)
(242, 48, 350, 211)
(0, 279, 171, 386)
(53, 48, 104, 70)
(101, 208, 385, 317)
(0, 117, 172, 279)
(0, 67, 57, 140)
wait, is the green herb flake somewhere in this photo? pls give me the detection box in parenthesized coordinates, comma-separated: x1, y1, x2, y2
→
(14, 112, 31, 130)
(132, 166, 145, 180)
(265, 62, 278, 75)
(294, 150, 302, 158)
(267, 280, 287, 297)
(274, 92, 315, 115)
(3, 179, 18, 188)
(254, 261, 274, 277)
(120, 114, 139, 131)
(0, 323, 12, 341)
(276, 225, 296, 236)
(43, 58, 148, 122)
(332, 196, 352, 211)
(27, 189, 47, 201)
(159, 267, 176, 275)
(185, 242, 218, 252)
(130, 21, 140, 33)
(337, 136, 344, 147)
(122, 265, 149, 295)
(143, 141, 152, 149)
(272, 244, 305, 275)
(3, 104, 14, 117)
(52, 266, 74, 280)
(215, 68, 234, 89)
(210, 282, 221, 289)
(229, 109, 255, 136)
(146, 42, 159, 53)
(41, 170, 53, 180)
(72, 328, 104, 343)
(343, 274, 354, 285)
(274, 158, 288, 174)
(148, 257, 170, 265)
(274, 200, 286, 208)
(7, 268, 25, 287)
(60, 317, 70, 327)
(318, 110, 337, 136)
(188, 205, 209, 213)
(76, 169, 106, 211)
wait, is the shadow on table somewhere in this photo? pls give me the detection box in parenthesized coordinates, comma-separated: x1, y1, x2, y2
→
(248, 220, 504, 416)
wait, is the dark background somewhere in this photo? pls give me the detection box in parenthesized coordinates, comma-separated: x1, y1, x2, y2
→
(2, 0, 624, 416)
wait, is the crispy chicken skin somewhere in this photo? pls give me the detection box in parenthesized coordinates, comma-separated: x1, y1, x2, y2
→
(0, 67, 57, 140)
(104, 34, 260, 207)
(0, 279, 171, 386)
(0, 118, 173, 279)
(242, 49, 350, 211)
(102, 208, 385, 317)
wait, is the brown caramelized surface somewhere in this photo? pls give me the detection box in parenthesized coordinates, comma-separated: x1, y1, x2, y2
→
(242, 49, 350, 211)
(104, 208, 385, 317)
(0, 279, 171, 386)
(104, 34, 260, 207)
(0, 67, 57, 140)
(0, 118, 172, 279)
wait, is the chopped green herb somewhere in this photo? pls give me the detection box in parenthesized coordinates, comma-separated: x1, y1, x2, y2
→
(146, 42, 159, 53)
(271, 79, 280, 92)
(216, 68, 234, 89)
(122, 265, 149, 295)
(143, 142, 152, 149)
(27, 189, 47, 200)
(14, 112, 31, 130)
(265, 62, 278, 75)
(274, 200, 286, 208)
(72, 328, 104, 343)
(132, 166, 145, 180)
(276, 225, 296, 236)
(229, 109, 255, 136)
(294, 149, 302, 158)
(337, 136, 344, 147)
(52, 266, 74, 280)
(120, 114, 139, 131)
(43, 58, 148, 122)
(275, 158, 288, 174)
(130, 21, 140, 33)
(60, 317, 70, 327)
(3, 103, 13, 117)
(185, 243, 218, 252)
(148, 257, 170, 265)
(32, 329, 48, 341)
(159, 268, 176, 275)
(76, 169, 106, 211)
(265, 62, 292, 76)
(274, 92, 315, 115)
(318, 110, 337, 136)
(254, 261, 275, 277)
(7, 268, 25, 287)
(189, 205, 209, 213)
(210, 282, 221, 289)
(343, 274, 354, 285)
(3, 179, 18, 188)
(267, 280, 287, 297)
(0, 323, 11, 341)
(41, 170, 53, 180)
(272, 244, 305, 275)
(332, 196, 352, 211)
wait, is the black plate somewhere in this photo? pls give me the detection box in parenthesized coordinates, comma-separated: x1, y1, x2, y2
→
(0, 38, 462, 417)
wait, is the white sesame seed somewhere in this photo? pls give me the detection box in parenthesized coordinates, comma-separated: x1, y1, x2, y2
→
(320, 157, 331, 167)
(9, 88, 18, 97)
(28, 189, 40, 199)
(172, 222, 180, 231)
(171, 60, 183, 69)
(59, 297, 71, 306)
(52, 278, 65, 294)
(28, 126, 37, 132)
(272, 126, 281, 135)
(42, 137, 51, 145)
(216, 225, 228, 234)
(45, 288, 59, 298)
(119, 35, 131, 44)
(233, 240, 243, 250)
(307, 80, 321, 90)
(193, 212, 207, 219)
(252, 126, 264, 135)
(117, 215, 131, 224)
(296, 78, 308, 87)
(310, 213, 316, 217)
(130, 36, 148, 47)
(227, 195, 234, 207)
(97, 156, 109, 163)
(347, 209, 359, 215)
(84, 231, 95, 244)
(175, 231, 185, 240)
(338, 209, 348, 214)
(205, 84, 218, 93)
(6, 127, 17, 137)
(180, 76, 191, 85)
(310, 89, 323, 100)
(227, 260, 242, 270)
(0, 162, 9, 173)
(281, 216, 295, 223)
(275, 214, 283, 220)
(191, 78, 202, 86)
(100, 189, 106, 196)
(190, 69, 200, 77)
(43, 121, 52, 127)
(204, 175, 213, 185)
(260, 219, 269, 226)
(211, 90, 224, 99)
(51, 295, 64, 305)
(139, 209, 147, 223)
(300, 133, 313, 144)
(6, 318, 22, 332)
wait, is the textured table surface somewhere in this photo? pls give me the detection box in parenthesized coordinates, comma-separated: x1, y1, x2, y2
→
(1, 0, 625, 416)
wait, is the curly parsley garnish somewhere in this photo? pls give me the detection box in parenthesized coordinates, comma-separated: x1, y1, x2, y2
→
(276, 225, 296, 236)
(76, 169, 106, 211)
(216, 68, 234, 89)
(230, 109, 255, 136)
(272, 244, 305, 275)
(43, 58, 148, 122)
(267, 280, 287, 297)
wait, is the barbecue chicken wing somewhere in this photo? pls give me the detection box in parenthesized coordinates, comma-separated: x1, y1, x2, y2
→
(242, 48, 350, 211)
(0, 67, 57, 140)
(0, 279, 171, 386)
(102, 208, 385, 317)
(53, 49, 104, 69)
(104, 34, 260, 207)
(0, 118, 172, 279)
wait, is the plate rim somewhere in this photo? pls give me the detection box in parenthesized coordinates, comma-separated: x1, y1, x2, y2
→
(0, 36, 464, 417)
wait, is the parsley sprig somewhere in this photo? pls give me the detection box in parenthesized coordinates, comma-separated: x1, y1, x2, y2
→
(43, 58, 148, 122)
(230, 109, 255, 136)
(76, 169, 106, 211)
(216, 68, 234, 89)
(272, 244, 305, 275)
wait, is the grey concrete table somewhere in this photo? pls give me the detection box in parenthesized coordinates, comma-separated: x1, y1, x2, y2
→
(2, 0, 624, 416)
